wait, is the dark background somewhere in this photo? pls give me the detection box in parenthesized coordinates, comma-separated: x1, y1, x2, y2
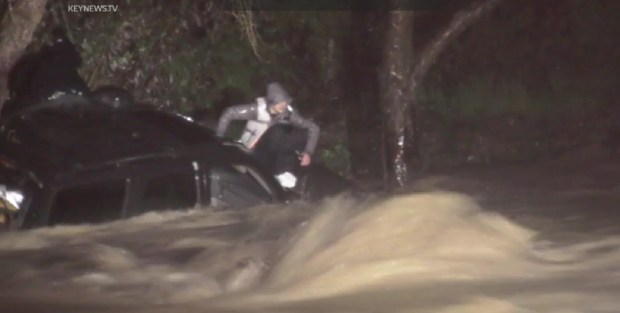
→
(2, 0, 620, 182)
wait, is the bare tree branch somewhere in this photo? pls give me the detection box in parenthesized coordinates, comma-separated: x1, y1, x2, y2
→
(231, 0, 265, 62)
(408, 0, 506, 95)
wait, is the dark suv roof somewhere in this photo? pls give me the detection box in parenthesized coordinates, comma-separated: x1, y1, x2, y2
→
(0, 96, 241, 180)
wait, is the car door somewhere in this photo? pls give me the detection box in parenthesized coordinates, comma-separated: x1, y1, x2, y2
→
(124, 159, 201, 216)
(207, 162, 277, 208)
(46, 177, 129, 226)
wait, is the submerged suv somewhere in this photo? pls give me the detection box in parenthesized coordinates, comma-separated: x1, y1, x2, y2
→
(0, 96, 284, 230)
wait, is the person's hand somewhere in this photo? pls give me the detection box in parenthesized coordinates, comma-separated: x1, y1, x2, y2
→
(299, 152, 311, 166)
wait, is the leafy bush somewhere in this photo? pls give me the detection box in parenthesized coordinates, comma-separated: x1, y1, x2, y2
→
(319, 141, 351, 177)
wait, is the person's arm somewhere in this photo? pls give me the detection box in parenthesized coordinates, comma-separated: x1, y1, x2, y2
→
(289, 111, 320, 156)
(216, 103, 258, 137)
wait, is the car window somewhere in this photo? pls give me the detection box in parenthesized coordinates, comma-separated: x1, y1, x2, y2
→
(210, 164, 273, 208)
(48, 179, 126, 226)
(136, 171, 197, 213)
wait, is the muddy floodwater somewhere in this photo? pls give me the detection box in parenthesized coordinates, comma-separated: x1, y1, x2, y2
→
(1, 157, 620, 313)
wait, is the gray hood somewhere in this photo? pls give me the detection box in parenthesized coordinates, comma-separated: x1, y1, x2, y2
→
(266, 82, 292, 106)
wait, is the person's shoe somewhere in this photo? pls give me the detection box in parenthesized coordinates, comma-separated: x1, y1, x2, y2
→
(275, 172, 297, 188)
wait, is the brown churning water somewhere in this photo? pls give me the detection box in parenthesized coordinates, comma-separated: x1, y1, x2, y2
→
(1, 191, 620, 312)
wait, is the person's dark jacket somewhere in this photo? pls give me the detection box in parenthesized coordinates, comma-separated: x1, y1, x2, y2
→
(3, 28, 88, 116)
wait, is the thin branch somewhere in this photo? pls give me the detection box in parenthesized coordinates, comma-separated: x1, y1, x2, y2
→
(59, 1, 74, 42)
(408, 0, 506, 95)
(231, 0, 265, 62)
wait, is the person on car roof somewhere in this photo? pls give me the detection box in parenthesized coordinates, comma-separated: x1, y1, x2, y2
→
(3, 27, 88, 116)
(216, 82, 320, 186)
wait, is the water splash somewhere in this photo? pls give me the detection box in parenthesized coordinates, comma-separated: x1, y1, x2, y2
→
(0, 192, 619, 312)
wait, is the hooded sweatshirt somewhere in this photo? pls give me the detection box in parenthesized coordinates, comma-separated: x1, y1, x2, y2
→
(216, 83, 320, 155)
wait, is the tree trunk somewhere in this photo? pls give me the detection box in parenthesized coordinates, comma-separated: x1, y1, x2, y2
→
(379, 0, 506, 188)
(0, 0, 48, 106)
(380, 8, 413, 188)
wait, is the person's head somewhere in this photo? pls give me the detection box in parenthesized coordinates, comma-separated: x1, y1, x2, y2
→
(266, 82, 292, 115)
(48, 26, 82, 68)
(51, 27, 69, 44)
(269, 100, 288, 114)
